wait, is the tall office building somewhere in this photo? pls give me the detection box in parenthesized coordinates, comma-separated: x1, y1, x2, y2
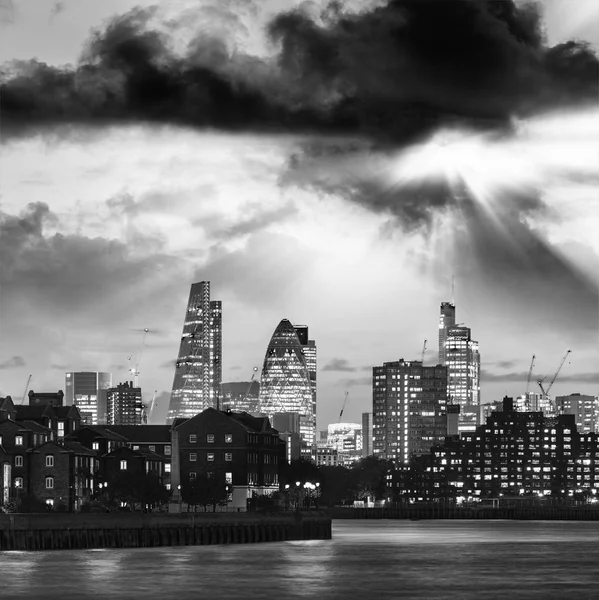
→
(294, 325, 317, 434)
(515, 392, 554, 416)
(372, 359, 448, 464)
(65, 372, 112, 425)
(258, 319, 314, 456)
(445, 325, 481, 433)
(438, 302, 456, 364)
(167, 282, 222, 423)
(220, 381, 260, 413)
(107, 381, 144, 425)
(556, 393, 597, 433)
(362, 412, 373, 457)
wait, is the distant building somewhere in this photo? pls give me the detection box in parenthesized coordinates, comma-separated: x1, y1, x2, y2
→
(28, 390, 64, 408)
(271, 413, 302, 462)
(480, 400, 503, 423)
(167, 281, 222, 423)
(362, 412, 373, 457)
(327, 423, 362, 454)
(438, 302, 456, 364)
(373, 359, 448, 464)
(294, 325, 317, 437)
(65, 372, 112, 425)
(107, 382, 143, 426)
(220, 381, 260, 413)
(516, 393, 554, 416)
(257, 319, 314, 456)
(556, 393, 597, 434)
(15, 402, 81, 440)
(316, 447, 339, 467)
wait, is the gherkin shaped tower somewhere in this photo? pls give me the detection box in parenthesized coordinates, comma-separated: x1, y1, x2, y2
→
(258, 319, 314, 455)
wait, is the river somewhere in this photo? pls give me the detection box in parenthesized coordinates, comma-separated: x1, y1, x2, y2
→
(2, 520, 599, 599)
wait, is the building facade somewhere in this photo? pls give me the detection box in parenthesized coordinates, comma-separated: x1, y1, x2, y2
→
(373, 359, 448, 464)
(167, 281, 222, 423)
(438, 302, 456, 365)
(362, 412, 373, 457)
(65, 372, 112, 425)
(220, 381, 260, 413)
(294, 325, 317, 436)
(107, 382, 144, 426)
(257, 319, 314, 456)
(556, 394, 597, 434)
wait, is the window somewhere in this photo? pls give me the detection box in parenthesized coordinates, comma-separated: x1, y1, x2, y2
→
(165, 463, 171, 473)
(189, 434, 197, 443)
(46, 455, 54, 467)
(207, 434, 215, 443)
(165, 445, 171, 456)
(15, 455, 23, 467)
(225, 434, 233, 443)
(133, 445, 140, 450)
(92, 442, 100, 451)
(189, 453, 197, 462)
(45, 477, 54, 489)
(120, 460, 127, 470)
(0, 435, 2, 445)
(14, 477, 23, 488)
(225, 453, 232, 462)
(189, 472, 196, 481)
(149, 445, 155, 452)
(15, 436, 23, 446)
(207, 453, 215, 461)
(57, 421, 65, 437)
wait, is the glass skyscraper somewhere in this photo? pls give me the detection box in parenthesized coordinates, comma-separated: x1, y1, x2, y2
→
(65, 371, 112, 425)
(293, 325, 317, 435)
(438, 302, 456, 365)
(167, 281, 222, 423)
(258, 319, 315, 455)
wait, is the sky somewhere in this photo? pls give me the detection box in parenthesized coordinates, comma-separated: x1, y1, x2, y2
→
(1, 0, 598, 430)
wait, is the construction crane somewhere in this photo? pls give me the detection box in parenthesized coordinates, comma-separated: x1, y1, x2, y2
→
(129, 328, 150, 387)
(244, 367, 259, 409)
(421, 339, 427, 364)
(22, 374, 32, 405)
(338, 391, 349, 424)
(538, 350, 571, 414)
(143, 390, 158, 424)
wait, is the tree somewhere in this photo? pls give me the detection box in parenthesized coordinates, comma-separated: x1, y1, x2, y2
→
(348, 456, 393, 502)
(280, 458, 320, 487)
(109, 471, 169, 511)
(180, 469, 228, 512)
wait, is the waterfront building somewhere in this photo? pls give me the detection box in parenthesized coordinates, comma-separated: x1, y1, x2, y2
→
(169, 408, 282, 512)
(372, 359, 448, 464)
(98, 445, 166, 492)
(438, 302, 456, 364)
(221, 381, 260, 413)
(556, 393, 597, 433)
(107, 382, 144, 426)
(65, 372, 112, 425)
(445, 325, 481, 432)
(362, 412, 373, 457)
(167, 281, 222, 423)
(257, 319, 314, 456)
(294, 325, 317, 436)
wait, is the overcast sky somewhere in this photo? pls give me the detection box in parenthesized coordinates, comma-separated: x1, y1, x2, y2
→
(1, 0, 598, 429)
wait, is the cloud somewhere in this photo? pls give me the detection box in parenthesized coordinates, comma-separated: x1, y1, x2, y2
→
(1, 1, 596, 142)
(481, 369, 599, 385)
(494, 360, 518, 369)
(322, 358, 356, 372)
(338, 376, 371, 388)
(0, 356, 26, 370)
(481, 369, 529, 383)
(50, 363, 69, 370)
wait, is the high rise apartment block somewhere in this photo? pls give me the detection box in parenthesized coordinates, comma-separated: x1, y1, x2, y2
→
(167, 282, 222, 423)
(556, 394, 597, 434)
(65, 372, 112, 425)
(107, 382, 143, 426)
(438, 302, 456, 364)
(372, 359, 448, 464)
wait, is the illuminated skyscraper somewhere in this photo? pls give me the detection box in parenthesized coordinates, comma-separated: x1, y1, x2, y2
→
(445, 325, 481, 432)
(167, 282, 222, 423)
(65, 371, 112, 425)
(258, 319, 314, 456)
(438, 302, 456, 364)
(293, 325, 317, 433)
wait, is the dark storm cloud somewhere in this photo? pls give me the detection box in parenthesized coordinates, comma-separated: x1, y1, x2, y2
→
(0, 356, 26, 370)
(1, 1, 597, 140)
(322, 358, 356, 372)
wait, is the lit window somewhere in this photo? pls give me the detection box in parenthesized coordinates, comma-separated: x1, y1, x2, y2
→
(165, 463, 171, 473)
(15, 455, 23, 467)
(165, 445, 171, 456)
(189, 472, 196, 481)
(45, 477, 54, 489)
(189, 453, 197, 462)
(14, 477, 23, 488)
(225, 434, 233, 443)
(207, 453, 215, 461)
(189, 434, 197, 443)
(133, 445, 140, 450)
(92, 442, 100, 451)
(120, 460, 127, 470)
(207, 434, 215, 443)
(46, 455, 54, 467)
(15, 436, 23, 446)
(165, 483, 171, 490)
(225, 453, 232, 462)
(149, 445, 155, 452)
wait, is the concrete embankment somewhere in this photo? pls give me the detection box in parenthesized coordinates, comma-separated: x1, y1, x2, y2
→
(0, 512, 331, 551)
(326, 506, 599, 521)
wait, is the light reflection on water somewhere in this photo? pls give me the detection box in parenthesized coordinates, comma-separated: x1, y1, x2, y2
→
(2, 520, 599, 599)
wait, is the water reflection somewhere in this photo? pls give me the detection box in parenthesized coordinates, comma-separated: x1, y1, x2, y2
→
(1, 521, 599, 599)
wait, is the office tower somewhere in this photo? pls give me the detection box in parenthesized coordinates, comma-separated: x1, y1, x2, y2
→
(556, 393, 597, 433)
(327, 423, 362, 453)
(257, 319, 314, 456)
(515, 393, 553, 415)
(362, 412, 373, 457)
(167, 282, 222, 423)
(445, 325, 481, 433)
(220, 381, 260, 413)
(438, 302, 456, 364)
(107, 381, 143, 425)
(372, 359, 448, 464)
(271, 412, 302, 462)
(294, 325, 317, 434)
(65, 372, 112, 425)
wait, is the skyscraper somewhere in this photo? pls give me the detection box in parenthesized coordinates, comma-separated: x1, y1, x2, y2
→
(220, 381, 260, 413)
(438, 302, 456, 364)
(293, 325, 317, 434)
(107, 381, 144, 425)
(167, 282, 222, 423)
(445, 325, 481, 432)
(362, 412, 373, 457)
(372, 359, 448, 464)
(257, 319, 314, 456)
(555, 393, 597, 433)
(65, 372, 112, 425)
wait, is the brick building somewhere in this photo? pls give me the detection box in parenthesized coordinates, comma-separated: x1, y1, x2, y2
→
(15, 403, 81, 440)
(170, 408, 282, 512)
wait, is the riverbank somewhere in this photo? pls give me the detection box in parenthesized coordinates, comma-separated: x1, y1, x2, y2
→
(0, 512, 331, 551)
(326, 505, 599, 521)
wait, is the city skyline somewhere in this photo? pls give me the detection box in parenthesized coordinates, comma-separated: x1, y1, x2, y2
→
(1, 0, 598, 432)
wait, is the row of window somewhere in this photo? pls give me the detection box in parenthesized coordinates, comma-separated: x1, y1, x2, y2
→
(189, 452, 232, 462)
(189, 434, 233, 444)
(13, 455, 55, 467)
